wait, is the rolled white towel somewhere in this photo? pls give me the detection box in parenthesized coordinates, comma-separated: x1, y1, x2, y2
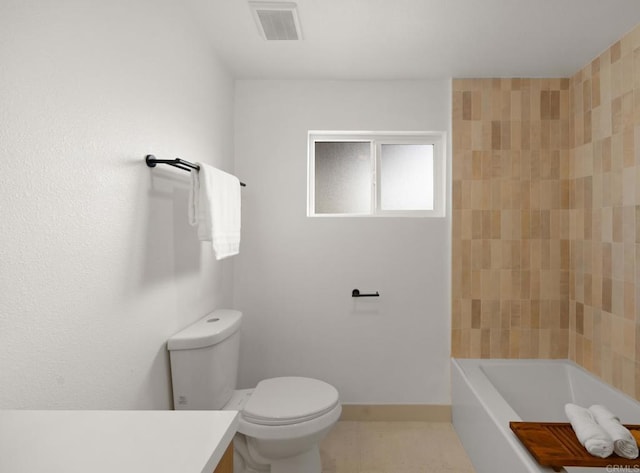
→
(589, 404, 639, 459)
(565, 403, 614, 458)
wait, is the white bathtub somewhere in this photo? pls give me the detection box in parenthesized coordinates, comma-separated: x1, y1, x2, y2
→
(452, 358, 640, 473)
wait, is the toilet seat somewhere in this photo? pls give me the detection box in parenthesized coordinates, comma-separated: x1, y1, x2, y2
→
(242, 377, 339, 426)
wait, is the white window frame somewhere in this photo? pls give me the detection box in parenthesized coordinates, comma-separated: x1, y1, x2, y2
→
(307, 131, 446, 217)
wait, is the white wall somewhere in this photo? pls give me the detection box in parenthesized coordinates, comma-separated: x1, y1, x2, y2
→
(0, 0, 235, 409)
(234, 80, 452, 404)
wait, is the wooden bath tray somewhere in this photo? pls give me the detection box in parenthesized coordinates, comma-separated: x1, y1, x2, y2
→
(510, 422, 640, 471)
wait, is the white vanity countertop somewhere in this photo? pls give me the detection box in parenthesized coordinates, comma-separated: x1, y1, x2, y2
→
(0, 409, 238, 473)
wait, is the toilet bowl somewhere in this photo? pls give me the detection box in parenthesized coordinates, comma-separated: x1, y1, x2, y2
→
(167, 310, 341, 473)
(224, 377, 341, 473)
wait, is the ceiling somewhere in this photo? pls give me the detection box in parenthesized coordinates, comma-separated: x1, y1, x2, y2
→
(187, 0, 640, 80)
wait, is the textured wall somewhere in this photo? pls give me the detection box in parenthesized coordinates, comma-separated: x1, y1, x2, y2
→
(452, 24, 640, 400)
(0, 0, 235, 408)
(568, 24, 640, 398)
(452, 78, 571, 358)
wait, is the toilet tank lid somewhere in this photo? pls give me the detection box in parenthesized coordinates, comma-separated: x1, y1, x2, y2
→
(167, 309, 242, 351)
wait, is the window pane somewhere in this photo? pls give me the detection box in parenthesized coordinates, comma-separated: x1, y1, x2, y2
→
(380, 144, 434, 210)
(314, 141, 371, 214)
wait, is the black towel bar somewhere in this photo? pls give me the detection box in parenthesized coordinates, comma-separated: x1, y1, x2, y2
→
(146, 155, 246, 187)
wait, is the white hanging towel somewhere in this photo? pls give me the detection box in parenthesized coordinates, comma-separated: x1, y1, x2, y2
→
(189, 163, 241, 260)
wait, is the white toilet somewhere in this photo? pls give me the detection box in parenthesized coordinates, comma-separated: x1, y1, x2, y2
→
(167, 309, 341, 473)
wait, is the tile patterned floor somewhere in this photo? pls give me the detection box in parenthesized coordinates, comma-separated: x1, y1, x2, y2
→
(320, 421, 477, 473)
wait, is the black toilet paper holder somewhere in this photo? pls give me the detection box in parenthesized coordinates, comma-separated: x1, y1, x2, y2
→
(351, 289, 380, 298)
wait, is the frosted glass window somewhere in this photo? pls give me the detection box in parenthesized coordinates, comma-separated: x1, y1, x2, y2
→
(308, 132, 445, 217)
(380, 144, 434, 210)
(314, 141, 371, 214)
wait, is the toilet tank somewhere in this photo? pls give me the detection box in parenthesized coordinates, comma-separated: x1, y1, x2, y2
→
(167, 309, 242, 410)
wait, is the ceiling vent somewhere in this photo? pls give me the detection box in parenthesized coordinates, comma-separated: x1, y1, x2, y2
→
(249, 1, 302, 41)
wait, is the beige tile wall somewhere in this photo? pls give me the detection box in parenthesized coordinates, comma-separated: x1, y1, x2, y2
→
(452, 78, 571, 359)
(568, 24, 640, 398)
(452, 23, 640, 400)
